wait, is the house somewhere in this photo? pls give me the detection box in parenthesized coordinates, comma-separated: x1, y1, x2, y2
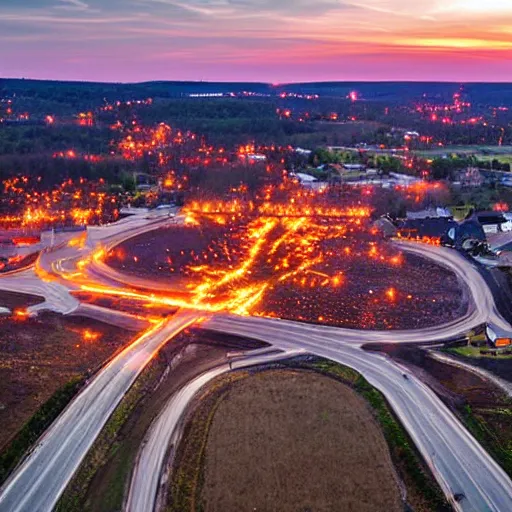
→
(475, 212, 507, 234)
(294, 172, 318, 183)
(342, 163, 366, 172)
(406, 208, 452, 220)
(397, 217, 456, 240)
(457, 167, 483, 188)
(445, 214, 486, 250)
(485, 323, 512, 348)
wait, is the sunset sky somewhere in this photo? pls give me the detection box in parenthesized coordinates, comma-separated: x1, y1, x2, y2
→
(1, 0, 511, 82)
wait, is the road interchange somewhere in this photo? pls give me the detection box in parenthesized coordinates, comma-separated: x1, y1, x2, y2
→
(0, 210, 511, 512)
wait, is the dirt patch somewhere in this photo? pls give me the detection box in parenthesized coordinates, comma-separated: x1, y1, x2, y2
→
(200, 370, 403, 512)
(258, 252, 464, 329)
(444, 348, 512, 383)
(106, 224, 465, 330)
(0, 290, 44, 310)
(0, 313, 131, 451)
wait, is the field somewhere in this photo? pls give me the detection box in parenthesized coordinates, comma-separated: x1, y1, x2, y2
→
(199, 370, 403, 512)
(106, 223, 466, 330)
(412, 145, 512, 158)
(0, 294, 131, 453)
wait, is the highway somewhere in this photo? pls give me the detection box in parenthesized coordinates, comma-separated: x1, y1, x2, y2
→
(0, 311, 199, 512)
(0, 268, 79, 315)
(1, 212, 512, 511)
(126, 347, 305, 512)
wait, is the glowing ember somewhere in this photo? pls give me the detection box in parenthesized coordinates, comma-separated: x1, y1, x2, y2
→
(98, 188, 409, 320)
(13, 309, 29, 320)
(82, 330, 101, 341)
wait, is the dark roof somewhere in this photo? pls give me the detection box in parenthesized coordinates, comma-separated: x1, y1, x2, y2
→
(476, 212, 507, 225)
(397, 218, 456, 238)
(454, 218, 486, 248)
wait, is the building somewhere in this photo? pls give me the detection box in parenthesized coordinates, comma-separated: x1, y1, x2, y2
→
(475, 212, 507, 234)
(397, 217, 456, 240)
(342, 163, 366, 172)
(406, 207, 452, 220)
(457, 167, 483, 188)
(294, 172, 318, 184)
(445, 214, 486, 250)
(485, 323, 512, 348)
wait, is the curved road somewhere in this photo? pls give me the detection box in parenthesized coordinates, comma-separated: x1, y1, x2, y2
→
(1, 213, 512, 511)
(126, 347, 305, 512)
(205, 315, 512, 512)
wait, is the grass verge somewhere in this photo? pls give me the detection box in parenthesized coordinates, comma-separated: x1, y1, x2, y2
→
(444, 346, 512, 359)
(461, 404, 512, 478)
(0, 376, 83, 486)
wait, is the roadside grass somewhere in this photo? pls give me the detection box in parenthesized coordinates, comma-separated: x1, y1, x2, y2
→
(461, 404, 512, 478)
(54, 359, 164, 512)
(299, 359, 450, 512)
(412, 145, 512, 158)
(0, 376, 84, 486)
(444, 346, 512, 360)
(478, 155, 512, 165)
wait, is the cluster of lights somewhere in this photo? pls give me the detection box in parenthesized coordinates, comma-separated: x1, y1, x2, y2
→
(0, 177, 119, 229)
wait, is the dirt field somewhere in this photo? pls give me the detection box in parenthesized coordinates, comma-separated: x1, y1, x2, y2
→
(0, 290, 44, 310)
(0, 311, 131, 451)
(201, 370, 403, 512)
(106, 225, 465, 330)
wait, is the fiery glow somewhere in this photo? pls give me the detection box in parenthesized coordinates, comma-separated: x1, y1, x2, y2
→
(78, 187, 411, 322)
(13, 309, 29, 320)
(0, 177, 119, 229)
(82, 329, 101, 341)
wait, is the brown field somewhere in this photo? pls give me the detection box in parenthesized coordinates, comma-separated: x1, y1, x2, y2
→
(0, 290, 44, 310)
(201, 370, 403, 512)
(0, 308, 131, 450)
(106, 225, 465, 330)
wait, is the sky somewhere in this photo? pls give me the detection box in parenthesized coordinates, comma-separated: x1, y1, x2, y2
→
(1, 0, 511, 83)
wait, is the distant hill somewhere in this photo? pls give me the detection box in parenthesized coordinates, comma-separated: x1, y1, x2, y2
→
(2, 78, 512, 106)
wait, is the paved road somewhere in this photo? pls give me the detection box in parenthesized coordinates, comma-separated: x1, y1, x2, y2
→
(1, 214, 512, 511)
(126, 347, 305, 512)
(0, 212, 177, 321)
(0, 312, 199, 512)
(0, 268, 79, 314)
(206, 315, 512, 512)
